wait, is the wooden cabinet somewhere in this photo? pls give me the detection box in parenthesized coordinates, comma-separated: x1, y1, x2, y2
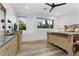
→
(0, 37, 17, 56)
(0, 31, 21, 56)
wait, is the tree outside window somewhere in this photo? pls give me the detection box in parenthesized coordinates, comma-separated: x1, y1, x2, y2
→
(18, 16, 27, 30)
(37, 18, 54, 29)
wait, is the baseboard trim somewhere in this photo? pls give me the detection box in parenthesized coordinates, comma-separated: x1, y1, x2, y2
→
(22, 39, 47, 44)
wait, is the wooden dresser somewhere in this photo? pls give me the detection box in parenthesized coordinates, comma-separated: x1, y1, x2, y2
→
(0, 31, 21, 56)
(0, 36, 17, 56)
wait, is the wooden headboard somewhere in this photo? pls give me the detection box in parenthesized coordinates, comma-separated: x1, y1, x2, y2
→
(64, 24, 79, 31)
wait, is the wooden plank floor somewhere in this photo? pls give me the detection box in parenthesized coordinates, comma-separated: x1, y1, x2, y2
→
(16, 40, 79, 56)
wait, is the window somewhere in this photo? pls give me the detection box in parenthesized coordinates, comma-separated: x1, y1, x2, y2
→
(37, 18, 54, 29)
(18, 16, 27, 30)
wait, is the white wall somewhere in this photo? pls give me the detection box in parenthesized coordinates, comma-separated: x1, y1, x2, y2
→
(17, 14, 55, 42)
(56, 10, 79, 29)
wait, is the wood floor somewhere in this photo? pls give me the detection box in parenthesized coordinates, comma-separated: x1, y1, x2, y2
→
(16, 40, 79, 56)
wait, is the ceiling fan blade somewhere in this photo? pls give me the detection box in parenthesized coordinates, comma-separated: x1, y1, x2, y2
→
(45, 3, 52, 6)
(49, 7, 53, 12)
(52, 3, 55, 6)
(55, 3, 66, 7)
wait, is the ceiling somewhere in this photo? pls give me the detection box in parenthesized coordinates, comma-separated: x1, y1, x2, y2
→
(11, 3, 79, 17)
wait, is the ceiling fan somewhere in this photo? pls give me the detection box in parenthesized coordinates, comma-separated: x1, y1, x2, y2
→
(45, 3, 67, 12)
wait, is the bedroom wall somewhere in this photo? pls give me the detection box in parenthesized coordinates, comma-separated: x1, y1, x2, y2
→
(56, 10, 79, 29)
(21, 15, 56, 42)
(16, 12, 58, 42)
(55, 3, 79, 29)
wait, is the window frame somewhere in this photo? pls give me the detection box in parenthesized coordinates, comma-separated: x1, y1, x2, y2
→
(37, 18, 54, 29)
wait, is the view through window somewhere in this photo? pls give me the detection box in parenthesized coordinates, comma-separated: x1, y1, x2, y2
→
(18, 16, 27, 30)
(37, 18, 54, 29)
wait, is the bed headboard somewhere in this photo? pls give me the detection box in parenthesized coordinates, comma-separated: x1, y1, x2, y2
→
(64, 24, 79, 32)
